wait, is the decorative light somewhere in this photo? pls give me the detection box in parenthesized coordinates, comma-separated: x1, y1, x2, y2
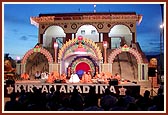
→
(78, 36, 83, 41)
(16, 56, 21, 61)
(103, 41, 108, 48)
(160, 23, 164, 28)
(54, 42, 58, 48)
(74, 51, 87, 55)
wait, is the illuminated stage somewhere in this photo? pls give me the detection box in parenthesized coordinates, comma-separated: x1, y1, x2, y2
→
(4, 12, 155, 98)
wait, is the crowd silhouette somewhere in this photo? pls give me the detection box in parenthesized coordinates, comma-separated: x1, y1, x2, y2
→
(4, 85, 164, 111)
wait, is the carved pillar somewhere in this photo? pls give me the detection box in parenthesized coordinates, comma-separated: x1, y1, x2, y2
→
(103, 33, 110, 48)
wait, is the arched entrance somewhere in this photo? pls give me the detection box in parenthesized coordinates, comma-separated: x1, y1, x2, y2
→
(109, 24, 132, 49)
(108, 45, 148, 81)
(108, 45, 142, 64)
(21, 46, 53, 75)
(76, 25, 99, 42)
(58, 36, 103, 77)
(70, 56, 96, 78)
(43, 25, 65, 48)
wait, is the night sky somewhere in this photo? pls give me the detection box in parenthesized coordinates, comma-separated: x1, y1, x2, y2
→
(3, 2, 165, 59)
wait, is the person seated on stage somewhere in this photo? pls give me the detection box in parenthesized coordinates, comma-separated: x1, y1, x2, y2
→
(101, 72, 109, 84)
(93, 72, 101, 79)
(105, 72, 113, 80)
(35, 71, 41, 79)
(87, 71, 92, 79)
(113, 73, 121, 81)
(60, 72, 67, 83)
(46, 72, 55, 83)
(81, 71, 92, 83)
(112, 73, 123, 84)
(21, 72, 29, 80)
(41, 71, 49, 79)
(95, 72, 105, 84)
(41, 72, 45, 79)
(52, 71, 60, 80)
(69, 70, 80, 83)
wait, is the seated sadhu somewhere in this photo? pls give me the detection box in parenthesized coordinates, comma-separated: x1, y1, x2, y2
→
(81, 71, 92, 83)
(60, 73, 67, 83)
(101, 72, 109, 84)
(113, 73, 121, 81)
(21, 72, 29, 80)
(46, 73, 55, 83)
(46, 71, 60, 83)
(93, 72, 101, 79)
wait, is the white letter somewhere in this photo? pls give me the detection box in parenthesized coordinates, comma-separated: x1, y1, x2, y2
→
(76, 85, 82, 93)
(27, 84, 34, 92)
(100, 85, 108, 94)
(110, 86, 116, 94)
(60, 85, 66, 93)
(95, 85, 99, 94)
(83, 85, 90, 93)
(15, 84, 21, 92)
(41, 85, 48, 93)
(67, 85, 74, 93)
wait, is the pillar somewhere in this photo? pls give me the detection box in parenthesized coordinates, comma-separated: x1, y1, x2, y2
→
(103, 33, 110, 48)
(66, 33, 72, 42)
(138, 63, 148, 81)
(16, 63, 21, 75)
(101, 63, 112, 73)
(132, 32, 135, 43)
(49, 63, 60, 73)
(39, 34, 43, 44)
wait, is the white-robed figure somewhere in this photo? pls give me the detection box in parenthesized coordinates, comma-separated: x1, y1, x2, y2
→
(69, 70, 80, 83)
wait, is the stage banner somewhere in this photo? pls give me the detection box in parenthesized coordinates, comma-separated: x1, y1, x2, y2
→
(4, 83, 140, 97)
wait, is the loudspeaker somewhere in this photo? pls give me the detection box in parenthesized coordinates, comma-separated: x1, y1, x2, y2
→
(148, 67, 156, 77)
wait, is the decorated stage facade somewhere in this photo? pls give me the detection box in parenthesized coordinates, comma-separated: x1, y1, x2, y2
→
(12, 12, 157, 94)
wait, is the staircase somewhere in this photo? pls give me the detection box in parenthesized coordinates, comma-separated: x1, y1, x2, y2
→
(118, 52, 134, 80)
(112, 55, 121, 76)
(109, 50, 138, 81)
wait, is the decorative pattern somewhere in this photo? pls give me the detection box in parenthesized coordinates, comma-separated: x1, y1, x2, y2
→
(21, 46, 53, 64)
(97, 23, 103, 29)
(71, 23, 77, 29)
(58, 37, 103, 61)
(108, 45, 143, 64)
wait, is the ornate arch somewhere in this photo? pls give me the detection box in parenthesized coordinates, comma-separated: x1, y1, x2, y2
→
(21, 46, 53, 64)
(58, 37, 103, 61)
(110, 23, 133, 33)
(71, 57, 96, 76)
(42, 25, 65, 34)
(108, 45, 143, 64)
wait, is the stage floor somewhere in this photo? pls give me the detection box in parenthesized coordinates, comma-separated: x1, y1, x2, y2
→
(14, 79, 140, 86)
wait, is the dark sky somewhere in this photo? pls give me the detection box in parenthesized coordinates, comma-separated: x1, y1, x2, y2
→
(3, 3, 165, 59)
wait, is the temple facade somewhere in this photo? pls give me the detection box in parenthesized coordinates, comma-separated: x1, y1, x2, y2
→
(18, 12, 149, 82)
